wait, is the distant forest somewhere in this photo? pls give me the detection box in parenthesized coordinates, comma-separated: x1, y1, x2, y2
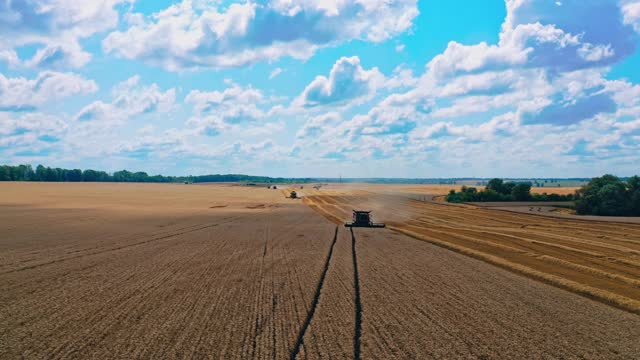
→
(0, 164, 311, 184)
(446, 175, 640, 217)
(445, 179, 575, 203)
(0, 164, 599, 185)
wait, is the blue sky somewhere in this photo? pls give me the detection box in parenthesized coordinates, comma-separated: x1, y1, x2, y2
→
(1, 0, 639, 178)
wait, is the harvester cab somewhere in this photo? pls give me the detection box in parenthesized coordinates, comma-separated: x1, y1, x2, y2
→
(344, 210, 385, 228)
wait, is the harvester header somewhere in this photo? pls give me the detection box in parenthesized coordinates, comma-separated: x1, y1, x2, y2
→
(345, 210, 385, 228)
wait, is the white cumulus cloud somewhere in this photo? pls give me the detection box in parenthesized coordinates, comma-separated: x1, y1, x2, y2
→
(103, 0, 418, 71)
(0, 0, 133, 69)
(75, 75, 175, 123)
(295, 56, 385, 108)
(186, 83, 266, 136)
(0, 71, 97, 111)
(622, 1, 640, 32)
(428, 0, 637, 79)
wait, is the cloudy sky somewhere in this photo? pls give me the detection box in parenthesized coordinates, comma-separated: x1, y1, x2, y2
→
(1, 0, 639, 178)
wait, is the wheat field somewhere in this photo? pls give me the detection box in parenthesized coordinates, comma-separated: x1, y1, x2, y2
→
(1, 182, 639, 358)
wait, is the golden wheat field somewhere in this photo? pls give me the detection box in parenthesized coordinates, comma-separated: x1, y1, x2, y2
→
(352, 183, 579, 196)
(1, 182, 640, 359)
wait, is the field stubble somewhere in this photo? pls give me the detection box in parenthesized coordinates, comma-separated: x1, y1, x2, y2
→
(1, 182, 640, 358)
(0, 183, 336, 358)
(303, 185, 640, 315)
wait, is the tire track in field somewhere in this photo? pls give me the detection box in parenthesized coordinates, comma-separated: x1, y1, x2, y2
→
(290, 226, 338, 360)
(350, 228, 362, 360)
(250, 211, 271, 359)
(0, 216, 241, 275)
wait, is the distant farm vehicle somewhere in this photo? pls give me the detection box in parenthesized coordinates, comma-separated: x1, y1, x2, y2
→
(345, 210, 385, 228)
(290, 191, 298, 199)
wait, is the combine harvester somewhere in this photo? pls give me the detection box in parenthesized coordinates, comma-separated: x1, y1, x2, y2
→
(344, 210, 385, 228)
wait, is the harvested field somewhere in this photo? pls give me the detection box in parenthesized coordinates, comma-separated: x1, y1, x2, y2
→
(303, 185, 640, 314)
(478, 203, 640, 224)
(354, 228, 639, 358)
(531, 186, 579, 195)
(339, 183, 579, 196)
(1, 182, 640, 358)
(0, 183, 336, 358)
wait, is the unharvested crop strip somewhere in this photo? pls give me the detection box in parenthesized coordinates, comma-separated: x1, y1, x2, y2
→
(390, 226, 640, 315)
(289, 226, 339, 360)
(400, 224, 640, 296)
(350, 228, 362, 360)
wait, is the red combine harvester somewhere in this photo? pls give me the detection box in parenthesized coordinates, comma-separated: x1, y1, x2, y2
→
(344, 210, 385, 228)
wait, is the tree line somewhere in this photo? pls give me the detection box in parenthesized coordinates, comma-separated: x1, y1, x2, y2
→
(574, 175, 640, 216)
(446, 176, 640, 217)
(0, 164, 310, 184)
(446, 178, 574, 203)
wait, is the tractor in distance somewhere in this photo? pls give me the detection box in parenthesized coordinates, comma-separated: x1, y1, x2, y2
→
(344, 210, 385, 228)
(290, 191, 298, 199)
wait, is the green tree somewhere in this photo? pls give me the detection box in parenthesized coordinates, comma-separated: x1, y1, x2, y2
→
(44, 167, 58, 181)
(576, 175, 630, 216)
(502, 182, 516, 195)
(511, 183, 532, 201)
(35, 165, 46, 181)
(486, 178, 504, 194)
(68, 169, 82, 182)
(113, 170, 132, 182)
(625, 176, 640, 215)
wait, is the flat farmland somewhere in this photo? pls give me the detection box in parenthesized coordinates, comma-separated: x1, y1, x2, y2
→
(343, 183, 579, 196)
(1, 182, 640, 358)
(1, 183, 337, 358)
(303, 184, 640, 314)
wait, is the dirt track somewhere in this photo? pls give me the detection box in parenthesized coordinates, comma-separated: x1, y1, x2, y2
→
(1, 182, 639, 358)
